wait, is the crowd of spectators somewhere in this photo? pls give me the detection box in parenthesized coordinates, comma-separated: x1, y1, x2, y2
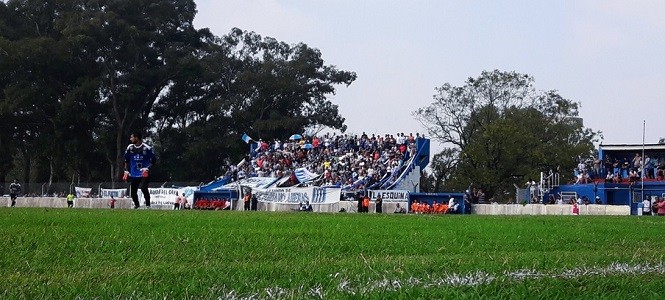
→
(225, 132, 422, 190)
(575, 153, 665, 184)
(545, 194, 602, 205)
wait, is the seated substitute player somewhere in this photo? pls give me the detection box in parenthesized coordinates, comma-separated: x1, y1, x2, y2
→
(123, 133, 156, 209)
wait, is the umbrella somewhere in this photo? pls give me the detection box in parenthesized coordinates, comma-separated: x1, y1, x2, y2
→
(303, 143, 313, 149)
(289, 134, 302, 140)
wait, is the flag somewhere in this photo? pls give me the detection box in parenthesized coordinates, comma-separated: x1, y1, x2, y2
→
(241, 133, 253, 144)
(294, 167, 320, 183)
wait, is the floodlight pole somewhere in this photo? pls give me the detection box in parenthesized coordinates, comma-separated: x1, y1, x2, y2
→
(641, 120, 645, 207)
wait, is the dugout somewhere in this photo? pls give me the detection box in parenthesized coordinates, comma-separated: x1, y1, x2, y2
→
(193, 189, 239, 207)
(408, 192, 466, 214)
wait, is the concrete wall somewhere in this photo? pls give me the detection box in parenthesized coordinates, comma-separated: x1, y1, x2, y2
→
(472, 204, 630, 215)
(2, 197, 138, 209)
(3, 197, 630, 215)
(229, 200, 408, 214)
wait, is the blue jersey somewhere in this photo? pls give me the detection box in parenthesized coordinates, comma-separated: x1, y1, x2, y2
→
(124, 143, 155, 178)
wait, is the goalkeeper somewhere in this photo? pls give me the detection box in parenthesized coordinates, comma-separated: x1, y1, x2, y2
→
(123, 133, 156, 209)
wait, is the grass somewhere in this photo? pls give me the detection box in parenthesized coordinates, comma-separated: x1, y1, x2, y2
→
(1, 208, 664, 299)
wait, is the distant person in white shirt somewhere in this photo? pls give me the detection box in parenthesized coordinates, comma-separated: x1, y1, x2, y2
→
(643, 197, 652, 216)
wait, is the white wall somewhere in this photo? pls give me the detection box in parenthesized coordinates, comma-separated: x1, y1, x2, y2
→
(471, 204, 630, 215)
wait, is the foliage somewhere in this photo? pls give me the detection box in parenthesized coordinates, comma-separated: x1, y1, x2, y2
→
(1, 208, 664, 299)
(414, 70, 601, 197)
(0, 1, 355, 183)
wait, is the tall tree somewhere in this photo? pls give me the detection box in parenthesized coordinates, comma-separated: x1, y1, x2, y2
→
(414, 70, 600, 198)
(57, 0, 209, 181)
(0, 0, 103, 187)
(151, 28, 357, 181)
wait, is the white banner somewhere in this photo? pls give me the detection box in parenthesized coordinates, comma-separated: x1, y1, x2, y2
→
(100, 188, 127, 198)
(217, 177, 280, 190)
(366, 190, 410, 202)
(133, 187, 196, 207)
(256, 187, 341, 205)
(137, 188, 180, 206)
(75, 187, 92, 198)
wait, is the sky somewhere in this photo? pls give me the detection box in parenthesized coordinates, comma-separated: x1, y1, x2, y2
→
(193, 0, 665, 151)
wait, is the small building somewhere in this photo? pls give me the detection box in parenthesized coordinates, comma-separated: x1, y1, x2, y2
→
(541, 143, 665, 214)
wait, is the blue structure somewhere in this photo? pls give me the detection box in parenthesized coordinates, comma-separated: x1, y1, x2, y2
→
(409, 192, 467, 214)
(547, 143, 665, 215)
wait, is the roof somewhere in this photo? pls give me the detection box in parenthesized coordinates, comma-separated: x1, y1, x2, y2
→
(599, 144, 665, 151)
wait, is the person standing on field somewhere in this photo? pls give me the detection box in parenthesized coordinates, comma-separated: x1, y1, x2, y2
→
(375, 195, 383, 213)
(658, 198, 665, 216)
(9, 179, 20, 207)
(123, 133, 155, 209)
(66, 192, 74, 208)
(243, 192, 251, 211)
(642, 197, 651, 216)
(362, 195, 370, 213)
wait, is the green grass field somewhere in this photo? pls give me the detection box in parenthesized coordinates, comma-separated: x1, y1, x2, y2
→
(1, 208, 664, 299)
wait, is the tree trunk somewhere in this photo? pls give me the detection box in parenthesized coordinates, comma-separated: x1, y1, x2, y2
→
(22, 149, 30, 195)
(115, 127, 126, 184)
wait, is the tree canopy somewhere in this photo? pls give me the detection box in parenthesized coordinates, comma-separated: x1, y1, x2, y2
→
(0, 0, 356, 185)
(414, 70, 600, 199)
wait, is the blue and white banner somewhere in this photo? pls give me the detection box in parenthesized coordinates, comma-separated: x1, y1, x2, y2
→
(217, 177, 280, 190)
(366, 190, 409, 202)
(294, 168, 319, 183)
(75, 187, 92, 198)
(256, 187, 341, 205)
(100, 188, 127, 198)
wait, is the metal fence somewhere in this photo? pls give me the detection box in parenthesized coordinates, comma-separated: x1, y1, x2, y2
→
(0, 182, 202, 197)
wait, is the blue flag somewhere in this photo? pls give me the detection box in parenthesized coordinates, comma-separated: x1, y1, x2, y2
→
(241, 133, 253, 144)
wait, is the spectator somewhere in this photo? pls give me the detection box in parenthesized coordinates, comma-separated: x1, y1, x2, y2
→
(577, 160, 586, 174)
(394, 203, 406, 214)
(243, 193, 251, 211)
(644, 154, 654, 179)
(643, 197, 651, 216)
(299, 201, 313, 212)
(375, 195, 383, 213)
(593, 157, 602, 178)
(477, 189, 486, 204)
(632, 153, 642, 172)
(251, 193, 258, 211)
(628, 169, 639, 184)
(613, 172, 623, 183)
(658, 198, 665, 216)
(603, 156, 613, 177)
(605, 172, 614, 183)
(361, 195, 370, 213)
